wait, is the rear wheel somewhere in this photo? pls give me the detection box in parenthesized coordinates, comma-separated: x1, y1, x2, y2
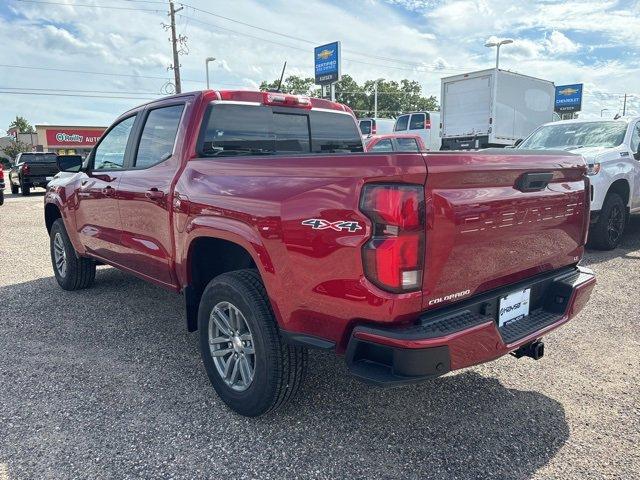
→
(50, 218, 96, 290)
(198, 269, 307, 417)
(589, 193, 626, 250)
(20, 181, 30, 196)
(10, 183, 18, 194)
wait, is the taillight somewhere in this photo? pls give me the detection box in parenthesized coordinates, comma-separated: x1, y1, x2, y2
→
(425, 120, 431, 129)
(371, 123, 377, 134)
(21, 163, 30, 175)
(360, 184, 425, 293)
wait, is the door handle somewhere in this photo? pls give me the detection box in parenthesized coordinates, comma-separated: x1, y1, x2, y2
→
(102, 186, 115, 196)
(516, 172, 553, 192)
(145, 188, 165, 200)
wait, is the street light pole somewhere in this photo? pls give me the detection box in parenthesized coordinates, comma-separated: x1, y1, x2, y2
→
(484, 39, 514, 69)
(205, 57, 216, 90)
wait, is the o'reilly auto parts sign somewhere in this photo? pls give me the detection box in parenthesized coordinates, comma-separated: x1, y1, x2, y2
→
(45, 128, 106, 147)
(314, 41, 341, 85)
(555, 84, 583, 113)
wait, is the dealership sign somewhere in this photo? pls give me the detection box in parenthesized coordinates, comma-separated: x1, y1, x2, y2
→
(314, 41, 341, 85)
(45, 128, 106, 147)
(555, 84, 583, 113)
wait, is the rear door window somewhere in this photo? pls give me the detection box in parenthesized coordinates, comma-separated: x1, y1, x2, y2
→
(395, 115, 409, 132)
(395, 138, 420, 151)
(135, 104, 185, 168)
(200, 104, 362, 156)
(370, 139, 393, 152)
(409, 113, 426, 130)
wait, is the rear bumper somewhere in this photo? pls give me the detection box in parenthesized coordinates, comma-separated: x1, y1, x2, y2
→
(345, 266, 596, 386)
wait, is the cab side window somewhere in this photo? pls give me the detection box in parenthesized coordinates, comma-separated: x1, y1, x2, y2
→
(135, 105, 185, 168)
(93, 115, 136, 170)
(631, 122, 640, 153)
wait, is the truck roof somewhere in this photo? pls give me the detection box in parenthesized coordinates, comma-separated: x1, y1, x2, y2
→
(121, 90, 354, 116)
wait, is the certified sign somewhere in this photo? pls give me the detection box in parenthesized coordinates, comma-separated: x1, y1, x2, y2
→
(555, 84, 583, 113)
(314, 41, 341, 86)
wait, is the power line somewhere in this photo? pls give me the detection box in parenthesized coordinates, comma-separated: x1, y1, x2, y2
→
(0, 86, 161, 95)
(15, 0, 162, 12)
(179, 2, 465, 71)
(0, 90, 156, 100)
(0, 63, 171, 81)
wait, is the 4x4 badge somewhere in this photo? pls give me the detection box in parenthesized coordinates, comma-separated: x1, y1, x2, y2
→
(302, 219, 362, 232)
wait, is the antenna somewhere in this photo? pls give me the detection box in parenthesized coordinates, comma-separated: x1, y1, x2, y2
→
(276, 61, 287, 92)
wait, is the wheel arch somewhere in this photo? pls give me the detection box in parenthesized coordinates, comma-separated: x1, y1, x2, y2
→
(181, 219, 280, 332)
(607, 178, 631, 207)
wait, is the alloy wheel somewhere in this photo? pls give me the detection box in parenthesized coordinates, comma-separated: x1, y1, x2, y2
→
(607, 205, 624, 245)
(53, 233, 67, 277)
(208, 301, 255, 392)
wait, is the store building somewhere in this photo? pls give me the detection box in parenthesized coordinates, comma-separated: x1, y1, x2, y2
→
(34, 125, 107, 157)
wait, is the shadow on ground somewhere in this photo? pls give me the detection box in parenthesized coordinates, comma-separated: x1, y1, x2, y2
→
(0, 268, 569, 479)
(584, 214, 640, 266)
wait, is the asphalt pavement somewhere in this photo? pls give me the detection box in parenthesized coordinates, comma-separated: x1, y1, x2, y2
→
(0, 188, 638, 479)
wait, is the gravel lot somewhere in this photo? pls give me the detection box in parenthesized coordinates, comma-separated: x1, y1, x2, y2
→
(0, 188, 638, 480)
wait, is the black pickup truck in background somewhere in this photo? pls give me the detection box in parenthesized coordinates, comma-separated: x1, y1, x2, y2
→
(8, 152, 60, 196)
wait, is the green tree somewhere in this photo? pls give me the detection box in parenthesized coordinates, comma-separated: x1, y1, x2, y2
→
(259, 74, 438, 118)
(8, 116, 35, 134)
(1, 139, 31, 163)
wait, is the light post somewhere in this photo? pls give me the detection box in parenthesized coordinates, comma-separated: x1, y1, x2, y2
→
(205, 57, 216, 89)
(600, 108, 609, 117)
(484, 39, 513, 69)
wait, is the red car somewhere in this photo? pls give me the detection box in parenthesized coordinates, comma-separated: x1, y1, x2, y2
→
(45, 90, 595, 416)
(364, 133, 426, 152)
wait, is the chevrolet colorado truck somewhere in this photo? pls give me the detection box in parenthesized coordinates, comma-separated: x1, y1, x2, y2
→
(45, 90, 596, 417)
(9, 152, 60, 195)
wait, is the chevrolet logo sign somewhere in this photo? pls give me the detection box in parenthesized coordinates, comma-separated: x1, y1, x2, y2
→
(317, 49, 334, 60)
(558, 87, 579, 96)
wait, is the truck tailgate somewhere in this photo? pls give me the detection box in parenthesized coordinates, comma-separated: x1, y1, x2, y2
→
(422, 149, 588, 310)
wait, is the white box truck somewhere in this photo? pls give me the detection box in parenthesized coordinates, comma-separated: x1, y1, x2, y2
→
(440, 68, 555, 150)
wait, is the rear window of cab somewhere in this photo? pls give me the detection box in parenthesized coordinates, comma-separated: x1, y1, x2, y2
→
(199, 103, 364, 157)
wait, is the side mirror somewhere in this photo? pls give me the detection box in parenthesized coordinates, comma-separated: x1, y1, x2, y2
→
(56, 155, 83, 173)
(635, 146, 640, 161)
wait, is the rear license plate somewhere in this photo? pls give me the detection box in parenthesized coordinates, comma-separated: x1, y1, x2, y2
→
(46, 176, 53, 181)
(498, 288, 531, 327)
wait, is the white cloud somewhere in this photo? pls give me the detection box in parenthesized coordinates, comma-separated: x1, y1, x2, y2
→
(544, 30, 580, 55)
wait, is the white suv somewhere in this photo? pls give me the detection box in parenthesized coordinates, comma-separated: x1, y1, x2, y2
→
(518, 117, 640, 250)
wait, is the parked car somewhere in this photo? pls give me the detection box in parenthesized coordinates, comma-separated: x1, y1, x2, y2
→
(45, 90, 595, 417)
(393, 111, 441, 150)
(517, 117, 640, 250)
(358, 117, 395, 136)
(0, 163, 5, 205)
(364, 133, 426, 152)
(440, 68, 555, 150)
(9, 152, 60, 195)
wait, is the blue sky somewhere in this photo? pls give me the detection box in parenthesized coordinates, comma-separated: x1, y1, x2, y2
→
(0, 0, 638, 132)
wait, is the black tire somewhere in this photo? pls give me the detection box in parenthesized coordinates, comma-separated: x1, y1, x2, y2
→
(50, 218, 96, 290)
(588, 193, 626, 250)
(20, 181, 30, 196)
(10, 183, 18, 195)
(198, 269, 307, 417)
(0, 191, 3, 206)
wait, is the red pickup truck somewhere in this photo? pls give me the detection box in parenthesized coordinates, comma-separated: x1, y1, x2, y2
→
(45, 90, 596, 416)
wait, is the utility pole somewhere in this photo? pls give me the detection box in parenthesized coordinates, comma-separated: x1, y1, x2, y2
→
(168, 1, 183, 93)
(623, 94, 627, 116)
(374, 82, 378, 118)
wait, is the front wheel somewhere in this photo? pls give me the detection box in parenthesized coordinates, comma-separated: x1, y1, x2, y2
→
(588, 193, 626, 250)
(198, 269, 307, 417)
(50, 218, 96, 290)
(10, 183, 18, 194)
(0, 191, 4, 206)
(20, 181, 30, 196)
